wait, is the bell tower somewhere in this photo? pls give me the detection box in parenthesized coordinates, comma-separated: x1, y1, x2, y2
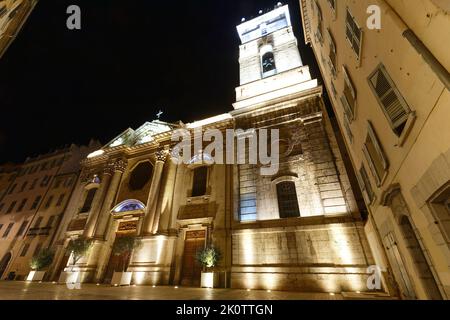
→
(234, 4, 317, 110)
(236, 4, 303, 84)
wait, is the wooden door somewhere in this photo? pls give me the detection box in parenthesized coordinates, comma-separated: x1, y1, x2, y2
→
(53, 253, 70, 281)
(103, 232, 135, 283)
(180, 230, 205, 287)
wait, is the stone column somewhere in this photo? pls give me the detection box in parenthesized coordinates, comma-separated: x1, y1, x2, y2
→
(83, 164, 114, 238)
(94, 159, 127, 239)
(142, 150, 168, 236)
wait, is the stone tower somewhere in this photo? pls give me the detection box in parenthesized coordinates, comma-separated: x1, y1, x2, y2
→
(230, 4, 375, 292)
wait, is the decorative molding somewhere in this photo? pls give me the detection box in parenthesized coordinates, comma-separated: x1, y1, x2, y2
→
(114, 159, 128, 173)
(155, 149, 169, 162)
(381, 183, 402, 207)
(103, 163, 115, 176)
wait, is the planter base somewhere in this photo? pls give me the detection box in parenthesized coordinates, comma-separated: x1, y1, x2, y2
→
(201, 272, 219, 288)
(111, 272, 133, 286)
(26, 271, 46, 282)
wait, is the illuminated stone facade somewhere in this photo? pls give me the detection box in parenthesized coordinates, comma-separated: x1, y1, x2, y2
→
(43, 5, 375, 293)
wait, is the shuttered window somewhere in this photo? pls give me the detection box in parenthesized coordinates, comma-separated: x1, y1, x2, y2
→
(327, 29, 337, 76)
(345, 8, 363, 60)
(343, 113, 353, 143)
(276, 181, 300, 218)
(314, 1, 323, 44)
(369, 64, 411, 136)
(358, 165, 374, 204)
(341, 66, 356, 119)
(363, 122, 389, 186)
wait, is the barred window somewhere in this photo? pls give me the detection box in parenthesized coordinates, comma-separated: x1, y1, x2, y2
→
(192, 166, 208, 197)
(276, 181, 300, 218)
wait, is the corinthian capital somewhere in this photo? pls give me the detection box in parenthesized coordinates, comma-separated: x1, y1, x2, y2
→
(155, 149, 169, 162)
(103, 163, 115, 176)
(114, 159, 128, 173)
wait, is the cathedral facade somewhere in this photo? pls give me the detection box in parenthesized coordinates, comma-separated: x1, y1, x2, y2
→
(48, 4, 375, 292)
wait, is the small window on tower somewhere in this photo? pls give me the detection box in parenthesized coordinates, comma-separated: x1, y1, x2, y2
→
(262, 52, 276, 74)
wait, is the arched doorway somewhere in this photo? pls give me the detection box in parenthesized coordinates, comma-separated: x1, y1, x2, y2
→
(0, 252, 12, 280)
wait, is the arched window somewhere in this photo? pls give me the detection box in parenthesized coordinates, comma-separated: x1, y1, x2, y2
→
(192, 166, 208, 197)
(276, 181, 300, 218)
(113, 199, 145, 213)
(129, 162, 153, 191)
(80, 188, 97, 213)
(262, 51, 276, 73)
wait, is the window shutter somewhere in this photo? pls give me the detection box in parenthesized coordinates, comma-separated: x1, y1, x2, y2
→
(345, 8, 363, 60)
(369, 66, 410, 130)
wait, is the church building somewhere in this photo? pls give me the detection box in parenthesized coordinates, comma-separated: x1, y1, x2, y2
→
(50, 4, 376, 293)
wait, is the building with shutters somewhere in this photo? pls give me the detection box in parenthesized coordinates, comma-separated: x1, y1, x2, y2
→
(299, 0, 450, 299)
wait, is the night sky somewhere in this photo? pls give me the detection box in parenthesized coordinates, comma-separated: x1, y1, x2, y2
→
(0, 0, 329, 164)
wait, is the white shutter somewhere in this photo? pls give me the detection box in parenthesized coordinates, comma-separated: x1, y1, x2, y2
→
(369, 65, 410, 131)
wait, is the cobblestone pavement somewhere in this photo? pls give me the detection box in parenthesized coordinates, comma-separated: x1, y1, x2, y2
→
(0, 281, 346, 300)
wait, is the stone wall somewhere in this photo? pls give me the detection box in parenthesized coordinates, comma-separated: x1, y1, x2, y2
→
(231, 221, 374, 292)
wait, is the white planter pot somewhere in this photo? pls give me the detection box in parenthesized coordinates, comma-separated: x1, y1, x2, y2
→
(111, 272, 133, 286)
(201, 272, 219, 288)
(26, 271, 46, 282)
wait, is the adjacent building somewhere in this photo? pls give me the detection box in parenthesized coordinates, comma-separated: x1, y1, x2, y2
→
(0, 0, 38, 59)
(299, 0, 450, 299)
(0, 141, 100, 280)
(49, 4, 375, 293)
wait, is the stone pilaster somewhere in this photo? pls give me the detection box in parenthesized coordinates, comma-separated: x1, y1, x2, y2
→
(142, 150, 168, 236)
(94, 159, 127, 239)
(83, 164, 114, 238)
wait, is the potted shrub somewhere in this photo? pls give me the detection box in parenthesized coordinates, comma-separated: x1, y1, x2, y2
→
(111, 236, 141, 286)
(196, 246, 221, 288)
(59, 238, 92, 284)
(27, 248, 54, 281)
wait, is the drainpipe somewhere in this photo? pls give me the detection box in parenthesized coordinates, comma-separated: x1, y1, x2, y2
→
(379, 0, 450, 90)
